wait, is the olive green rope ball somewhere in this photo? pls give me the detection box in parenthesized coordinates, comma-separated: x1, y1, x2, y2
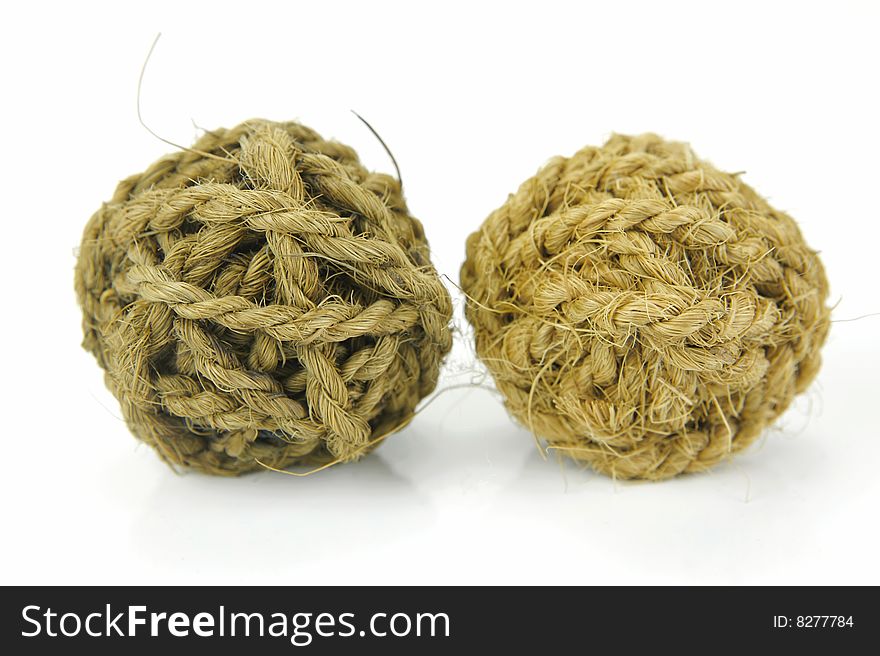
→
(461, 133, 830, 480)
(76, 119, 452, 475)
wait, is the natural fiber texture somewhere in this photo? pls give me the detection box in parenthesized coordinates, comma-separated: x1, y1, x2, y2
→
(462, 133, 830, 480)
(76, 119, 452, 475)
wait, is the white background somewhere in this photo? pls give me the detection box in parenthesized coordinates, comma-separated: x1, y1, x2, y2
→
(1, 0, 878, 585)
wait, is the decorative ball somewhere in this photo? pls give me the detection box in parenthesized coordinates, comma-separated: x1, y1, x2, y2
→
(461, 133, 830, 480)
(76, 119, 452, 475)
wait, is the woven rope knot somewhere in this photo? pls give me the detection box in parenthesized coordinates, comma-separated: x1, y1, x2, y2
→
(76, 119, 452, 474)
(461, 133, 830, 480)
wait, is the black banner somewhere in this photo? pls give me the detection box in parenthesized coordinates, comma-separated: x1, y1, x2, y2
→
(2, 586, 874, 652)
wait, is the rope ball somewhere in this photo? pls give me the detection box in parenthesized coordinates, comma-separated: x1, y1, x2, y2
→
(75, 120, 452, 475)
(461, 133, 830, 480)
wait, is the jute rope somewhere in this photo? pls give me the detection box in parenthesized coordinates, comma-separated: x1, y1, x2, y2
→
(461, 133, 830, 480)
(76, 119, 452, 475)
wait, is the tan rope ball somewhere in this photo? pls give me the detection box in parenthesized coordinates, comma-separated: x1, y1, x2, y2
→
(75, 119, 452, 475)
(461, 133, 830, 480)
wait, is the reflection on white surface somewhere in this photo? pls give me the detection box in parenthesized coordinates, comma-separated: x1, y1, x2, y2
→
(12, 335, 878, 585)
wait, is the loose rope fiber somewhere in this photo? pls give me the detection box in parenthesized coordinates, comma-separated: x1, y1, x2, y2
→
(76, 120, 452, 475)
(461, 134, 830, 480)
